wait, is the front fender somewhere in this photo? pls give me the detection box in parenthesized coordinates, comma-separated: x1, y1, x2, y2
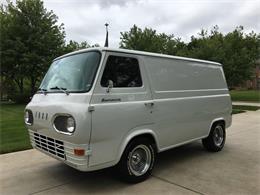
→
(115, 127, 159, 164)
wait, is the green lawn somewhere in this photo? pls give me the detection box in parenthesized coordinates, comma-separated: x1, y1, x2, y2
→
(230, 90, 260, 102)
(232, 105, 260, 115)
(0, 104, 32, 154)
(232, 109, 246, 114)
(232, 105, 260, 111)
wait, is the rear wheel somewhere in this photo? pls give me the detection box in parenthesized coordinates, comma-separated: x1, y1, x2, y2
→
(202, 122, 226, 152)
(117, 138, 156, 183)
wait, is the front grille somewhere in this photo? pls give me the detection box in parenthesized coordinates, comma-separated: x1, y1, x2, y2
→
(33, 133, 65, 160)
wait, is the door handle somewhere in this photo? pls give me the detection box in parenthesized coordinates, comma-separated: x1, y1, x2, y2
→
(144, 102, 154, 107)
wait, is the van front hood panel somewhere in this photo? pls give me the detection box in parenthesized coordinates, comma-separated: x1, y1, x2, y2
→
(25, 93, 92, 144)
(31, 92, 91, 104)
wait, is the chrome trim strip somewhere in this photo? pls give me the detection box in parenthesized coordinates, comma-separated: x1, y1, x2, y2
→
(94, 92, 147, 95)
(155, 88, 228, 93)
(91, 94, 230, 106)
(154, 94, 230, 102)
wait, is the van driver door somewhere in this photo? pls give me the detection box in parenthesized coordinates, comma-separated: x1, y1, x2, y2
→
(89, 52, 154, 167)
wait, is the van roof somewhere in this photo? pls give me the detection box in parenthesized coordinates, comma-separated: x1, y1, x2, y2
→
(55, 47, 222, 66)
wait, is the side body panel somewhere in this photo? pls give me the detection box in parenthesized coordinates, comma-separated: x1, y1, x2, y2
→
(143, 56, 232, 150)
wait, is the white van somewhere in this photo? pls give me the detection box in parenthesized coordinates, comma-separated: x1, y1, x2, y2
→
(25, 47, 232, 183)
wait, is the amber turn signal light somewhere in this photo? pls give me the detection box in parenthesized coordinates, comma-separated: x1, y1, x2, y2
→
(74, 148, 85, 156)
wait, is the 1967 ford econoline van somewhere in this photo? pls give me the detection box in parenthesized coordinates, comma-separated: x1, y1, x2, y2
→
(25, 47, 232, 183)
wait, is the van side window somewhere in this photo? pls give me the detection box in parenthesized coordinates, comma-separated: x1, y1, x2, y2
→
(101, 55, 142, 87)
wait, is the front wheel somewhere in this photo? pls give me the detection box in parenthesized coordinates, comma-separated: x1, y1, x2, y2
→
(202, 122, 226, 152)
(117, 138, 156, 183)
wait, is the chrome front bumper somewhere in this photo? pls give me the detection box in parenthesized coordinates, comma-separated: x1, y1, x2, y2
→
(28, 130, 91, 171)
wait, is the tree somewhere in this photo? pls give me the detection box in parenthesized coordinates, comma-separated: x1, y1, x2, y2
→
(222, 28, 259, 87)
(63, 40, 100, 53)
(120, 25, 185, 55)
(186, 26, 260, 87)
(120, 25, 260, 88)
(1, 0, 65, 100)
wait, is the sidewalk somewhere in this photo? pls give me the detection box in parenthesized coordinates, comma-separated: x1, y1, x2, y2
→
(232, 101, 260, 106)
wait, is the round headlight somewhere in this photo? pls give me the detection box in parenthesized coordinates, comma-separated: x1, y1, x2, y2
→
(66, 117, 75, 133)
(24, 110, 33, 125)
(24, 111, 29, 123)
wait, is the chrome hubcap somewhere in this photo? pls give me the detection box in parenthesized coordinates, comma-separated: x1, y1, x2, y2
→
(128, 145, 151, 176)
(213, 125, 224, 146)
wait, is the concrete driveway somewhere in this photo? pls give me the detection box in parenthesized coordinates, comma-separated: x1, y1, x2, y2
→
(1, 111, 259, 195)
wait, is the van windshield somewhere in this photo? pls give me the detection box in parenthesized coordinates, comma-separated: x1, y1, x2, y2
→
(39, 51, 101, 93)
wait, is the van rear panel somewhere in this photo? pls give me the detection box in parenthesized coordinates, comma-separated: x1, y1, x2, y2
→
(143, 56, 231, 149)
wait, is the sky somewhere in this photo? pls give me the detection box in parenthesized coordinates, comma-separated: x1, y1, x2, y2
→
(18, 0, 260, 47)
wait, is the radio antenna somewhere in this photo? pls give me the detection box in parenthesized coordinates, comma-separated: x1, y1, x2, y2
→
(104, 23, 109, 47)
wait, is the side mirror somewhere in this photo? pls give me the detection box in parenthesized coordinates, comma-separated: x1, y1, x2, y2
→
(106, 80, 113, 93)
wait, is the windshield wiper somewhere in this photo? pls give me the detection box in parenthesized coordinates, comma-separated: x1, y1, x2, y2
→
(50, 86, 69, 95)
(38, 88, 47, 95)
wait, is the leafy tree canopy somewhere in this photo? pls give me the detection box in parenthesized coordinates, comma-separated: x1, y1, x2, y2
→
(120, 24, 186, 55)
(0, 0, 95, 102)
(120, 25, 260, 87)
(63, 40, 100, 53)
(186, 26, 260, 87)
(1, 0, 66, 97)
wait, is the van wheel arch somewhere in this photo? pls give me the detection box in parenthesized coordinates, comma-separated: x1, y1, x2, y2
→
(116, 134, 157, 183)
(212, 120, 225, 129)
(117, 133, 159, 164)
(203, 119, 226, 152)
(127, 134, 158, 152)
(208, 119, 226, 136)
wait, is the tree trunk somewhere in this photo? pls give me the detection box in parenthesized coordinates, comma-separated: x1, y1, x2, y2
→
(30, 76, 36, 96)
(0, 74, 3, 101)
(14, 78, 24, 94)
